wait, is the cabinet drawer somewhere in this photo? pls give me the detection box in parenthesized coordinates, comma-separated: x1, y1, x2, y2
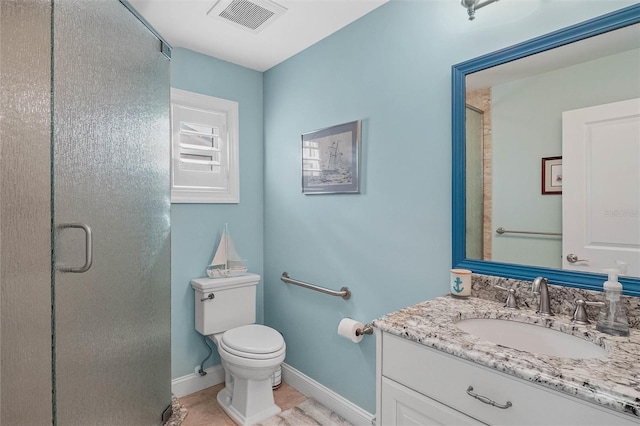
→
(382, 333, 636, 426)
(382, 377, 485, 426)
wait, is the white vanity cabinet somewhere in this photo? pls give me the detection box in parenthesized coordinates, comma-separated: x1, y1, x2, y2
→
(376, 331, 637, 426)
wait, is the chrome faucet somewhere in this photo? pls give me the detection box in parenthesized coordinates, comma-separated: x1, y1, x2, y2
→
(572, 299, 605, 325)
(532, 277, 553, 316)
(495, 285, 519, 309)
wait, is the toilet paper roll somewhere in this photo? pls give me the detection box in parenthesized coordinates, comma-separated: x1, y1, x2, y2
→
(338, 318, 364, 343)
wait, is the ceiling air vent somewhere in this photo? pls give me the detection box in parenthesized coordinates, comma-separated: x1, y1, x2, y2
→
(207, 0, 287, 34)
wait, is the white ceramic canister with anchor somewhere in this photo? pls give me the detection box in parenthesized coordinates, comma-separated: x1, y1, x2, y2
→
(450, 269, 472, 298)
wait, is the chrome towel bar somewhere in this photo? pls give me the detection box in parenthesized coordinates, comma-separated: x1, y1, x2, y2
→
(280, 272, 351, 300)
(496, 227, 561, 237)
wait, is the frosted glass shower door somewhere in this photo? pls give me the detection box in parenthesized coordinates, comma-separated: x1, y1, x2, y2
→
(53, 1, 171, 424)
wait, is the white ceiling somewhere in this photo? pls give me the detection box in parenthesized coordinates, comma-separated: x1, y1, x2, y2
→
(128, 0, 389, 72)
(466, 23, 640, 91)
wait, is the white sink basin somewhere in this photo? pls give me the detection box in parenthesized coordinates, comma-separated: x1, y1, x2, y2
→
(455, 318, 607, 359)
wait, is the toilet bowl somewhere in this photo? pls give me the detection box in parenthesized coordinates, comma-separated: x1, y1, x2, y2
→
(191, 274, 286, 426)
(210, 324, 286, 425)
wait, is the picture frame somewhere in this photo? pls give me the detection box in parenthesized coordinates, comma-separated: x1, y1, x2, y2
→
(301, 120, 361, 194)
(542, 156, 562, 194)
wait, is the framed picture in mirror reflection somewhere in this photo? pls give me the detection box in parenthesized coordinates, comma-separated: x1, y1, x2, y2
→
(542, 156, 562, 194)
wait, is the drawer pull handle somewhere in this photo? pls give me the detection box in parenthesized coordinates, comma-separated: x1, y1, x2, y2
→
(466, 386, 512, 409)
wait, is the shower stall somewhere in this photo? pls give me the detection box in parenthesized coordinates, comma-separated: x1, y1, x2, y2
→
(465, 105, 484, 260)
(1, 0, 171, 424)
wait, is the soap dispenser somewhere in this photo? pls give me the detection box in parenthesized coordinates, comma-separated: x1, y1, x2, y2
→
(596, 268, 630, 336)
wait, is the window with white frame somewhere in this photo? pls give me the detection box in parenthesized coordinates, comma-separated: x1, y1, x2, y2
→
(170, 88, 239, 203)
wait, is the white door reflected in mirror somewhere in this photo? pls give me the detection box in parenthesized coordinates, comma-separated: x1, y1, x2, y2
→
(562, 98, 640, 276)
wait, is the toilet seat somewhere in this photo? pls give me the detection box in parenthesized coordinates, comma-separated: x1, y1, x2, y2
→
(220, 324, 285, 360)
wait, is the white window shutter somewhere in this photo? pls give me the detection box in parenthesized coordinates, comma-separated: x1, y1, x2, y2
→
(170, 89, 239, 203)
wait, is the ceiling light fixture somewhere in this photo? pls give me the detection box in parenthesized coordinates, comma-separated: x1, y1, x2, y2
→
(461, 0, 500, 21)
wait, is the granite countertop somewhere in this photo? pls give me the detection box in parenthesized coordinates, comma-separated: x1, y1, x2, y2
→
(373, 291, 640, 419)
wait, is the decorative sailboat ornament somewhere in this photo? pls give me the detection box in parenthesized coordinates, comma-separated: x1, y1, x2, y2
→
(206, 223, 248, 279)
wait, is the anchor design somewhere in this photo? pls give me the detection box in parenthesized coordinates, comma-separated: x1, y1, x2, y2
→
(453, 277, 464, 293)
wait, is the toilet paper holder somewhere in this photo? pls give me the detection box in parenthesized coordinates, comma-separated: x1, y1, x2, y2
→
(338, 318, 374, 343)
(356, 324, 374, 336)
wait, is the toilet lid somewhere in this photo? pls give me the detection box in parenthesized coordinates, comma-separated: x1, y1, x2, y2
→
(221, 324, 285, 355)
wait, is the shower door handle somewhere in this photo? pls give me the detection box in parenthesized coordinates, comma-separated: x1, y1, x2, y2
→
(56, 223, 93, 273)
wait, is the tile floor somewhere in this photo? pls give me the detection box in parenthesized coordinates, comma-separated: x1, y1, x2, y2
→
(179, 383, 308, 426)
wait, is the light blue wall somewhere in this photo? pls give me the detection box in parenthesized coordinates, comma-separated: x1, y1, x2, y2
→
(166, 0, 637, 413)
(491, 48, 640, 268)
(170, 48, 264, 378)
(262, 0, 637, 414)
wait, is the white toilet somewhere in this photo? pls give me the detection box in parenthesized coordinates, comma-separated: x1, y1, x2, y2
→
(191, 273, 286, 426)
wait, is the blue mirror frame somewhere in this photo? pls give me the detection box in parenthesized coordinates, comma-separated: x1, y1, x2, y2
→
(452, 4, 640, 297)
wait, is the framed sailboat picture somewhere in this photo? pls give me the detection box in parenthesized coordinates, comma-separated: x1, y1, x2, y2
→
(301, 120, 361, 194)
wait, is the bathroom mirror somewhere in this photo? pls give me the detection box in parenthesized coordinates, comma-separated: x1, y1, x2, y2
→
(452, 4, 640, 296)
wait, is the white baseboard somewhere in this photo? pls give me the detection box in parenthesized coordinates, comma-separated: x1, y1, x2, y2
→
(171, 365, 225, 398)
(281, 363, 374, 426)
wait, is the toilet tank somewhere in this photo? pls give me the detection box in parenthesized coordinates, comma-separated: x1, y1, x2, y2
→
(191, 273, 260, 335)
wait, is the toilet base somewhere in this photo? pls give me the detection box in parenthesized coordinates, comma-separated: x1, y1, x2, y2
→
(216, 382, 281, 426)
